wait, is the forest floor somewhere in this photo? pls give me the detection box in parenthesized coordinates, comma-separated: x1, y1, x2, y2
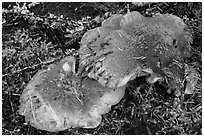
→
(2, 2, 202, 135)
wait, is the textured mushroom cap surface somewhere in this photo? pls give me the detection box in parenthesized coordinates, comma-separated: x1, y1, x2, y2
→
(79, 11, 193, 89)
(19, 56, 126, 132)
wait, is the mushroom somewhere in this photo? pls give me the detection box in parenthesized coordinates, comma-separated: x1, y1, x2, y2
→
(78, 11, 193, 93)
(19, 11, 197, 132)
(19, 56, 126, 132)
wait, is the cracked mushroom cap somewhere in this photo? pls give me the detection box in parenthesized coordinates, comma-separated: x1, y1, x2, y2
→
(79, 11, 193, 91)
(19, 56, 126, 132)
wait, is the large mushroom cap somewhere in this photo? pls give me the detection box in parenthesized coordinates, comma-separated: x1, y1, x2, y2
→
(19, 56, 126, 132)
(79, 11, 193, 90)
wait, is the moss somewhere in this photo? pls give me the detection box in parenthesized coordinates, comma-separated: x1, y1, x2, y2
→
(2, 2, 201, 135)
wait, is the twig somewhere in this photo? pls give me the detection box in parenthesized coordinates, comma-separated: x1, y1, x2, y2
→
(8, 90, 14, 113)
(2, 57, 60, 78)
